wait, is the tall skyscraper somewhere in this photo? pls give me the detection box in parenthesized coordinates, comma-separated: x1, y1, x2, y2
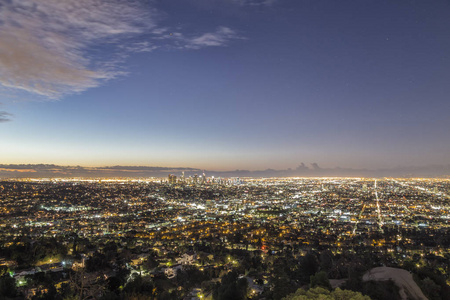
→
(168, 174, 177, 184)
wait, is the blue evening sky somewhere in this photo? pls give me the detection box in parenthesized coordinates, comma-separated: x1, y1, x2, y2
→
(0, 0, 449, 170)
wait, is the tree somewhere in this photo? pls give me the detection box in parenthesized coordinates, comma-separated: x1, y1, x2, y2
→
(310, 271, 331, 290)
(69, 269, 107, 300)
(319, 251, 334, 272)
(85, 252, 110, 272)
(122, 275, 154, 297)
(282, 287, 370, 300)
(106, 276, 122, 293)
(0, 267, 8, 278)
(418, 277, 441, 300)
(143, 256, 158, 271)
(299, 253, 319, 282)
(361, 280, 400, 300)
(0, 276, 17, 298)
(213, 271, 248, 300)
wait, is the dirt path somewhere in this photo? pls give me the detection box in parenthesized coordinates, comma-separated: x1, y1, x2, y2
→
(363, 266, 427, 300)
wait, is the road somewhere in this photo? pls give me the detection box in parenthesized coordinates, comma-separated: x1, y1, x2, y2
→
(363, 267, 428, 300)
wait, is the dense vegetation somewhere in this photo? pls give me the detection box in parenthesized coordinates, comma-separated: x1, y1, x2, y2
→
(0, 236, 448, 300)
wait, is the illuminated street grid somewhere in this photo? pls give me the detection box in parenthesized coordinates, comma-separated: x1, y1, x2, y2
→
(1, 177, 449, 251)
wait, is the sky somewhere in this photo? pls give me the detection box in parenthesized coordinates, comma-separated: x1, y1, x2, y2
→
(0, 0, 449, 171)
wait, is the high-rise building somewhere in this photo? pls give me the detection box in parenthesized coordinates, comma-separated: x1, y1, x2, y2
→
(168, 174, 177, 184)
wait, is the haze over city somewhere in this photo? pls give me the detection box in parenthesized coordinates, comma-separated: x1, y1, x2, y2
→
(1, 0, 449, 171)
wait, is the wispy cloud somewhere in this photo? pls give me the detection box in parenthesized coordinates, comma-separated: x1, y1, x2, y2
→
(0, 1, 244, 100)
(0, 0, 156, 99)
(185, 27, 241, 49)
(150, 27, 242, 50)
(0, 111, 12, 123)
(232, 0, 277, 6)
(120, 41, 159, 53)
(192, 0, 277, 7)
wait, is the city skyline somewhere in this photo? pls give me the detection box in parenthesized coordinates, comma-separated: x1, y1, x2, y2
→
(1, 0, 450, 170)
(0, 162, 449, 178)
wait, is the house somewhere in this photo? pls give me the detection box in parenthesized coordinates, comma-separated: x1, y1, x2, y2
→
(163, 264, 182, 279)
(130, 253, 147, 266)
(176, 252, 196, 265)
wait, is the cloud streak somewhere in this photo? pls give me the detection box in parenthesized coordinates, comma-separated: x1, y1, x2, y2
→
(232, 0, 277, 6)
(0, 1, 244, 100)
(0, 111, 12, 123)
(186, 27, 241, 49)
(150, 26, 242, 50)
(0, 0, 156, 99)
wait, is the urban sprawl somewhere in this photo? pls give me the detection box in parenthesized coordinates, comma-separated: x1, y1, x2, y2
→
(0, 176, 449, 300)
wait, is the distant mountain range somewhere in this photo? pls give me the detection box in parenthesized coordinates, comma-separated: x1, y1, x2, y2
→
(0, 163, 449, 178)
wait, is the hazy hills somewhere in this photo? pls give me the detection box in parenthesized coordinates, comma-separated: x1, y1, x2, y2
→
(0, 163, 449, 178)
